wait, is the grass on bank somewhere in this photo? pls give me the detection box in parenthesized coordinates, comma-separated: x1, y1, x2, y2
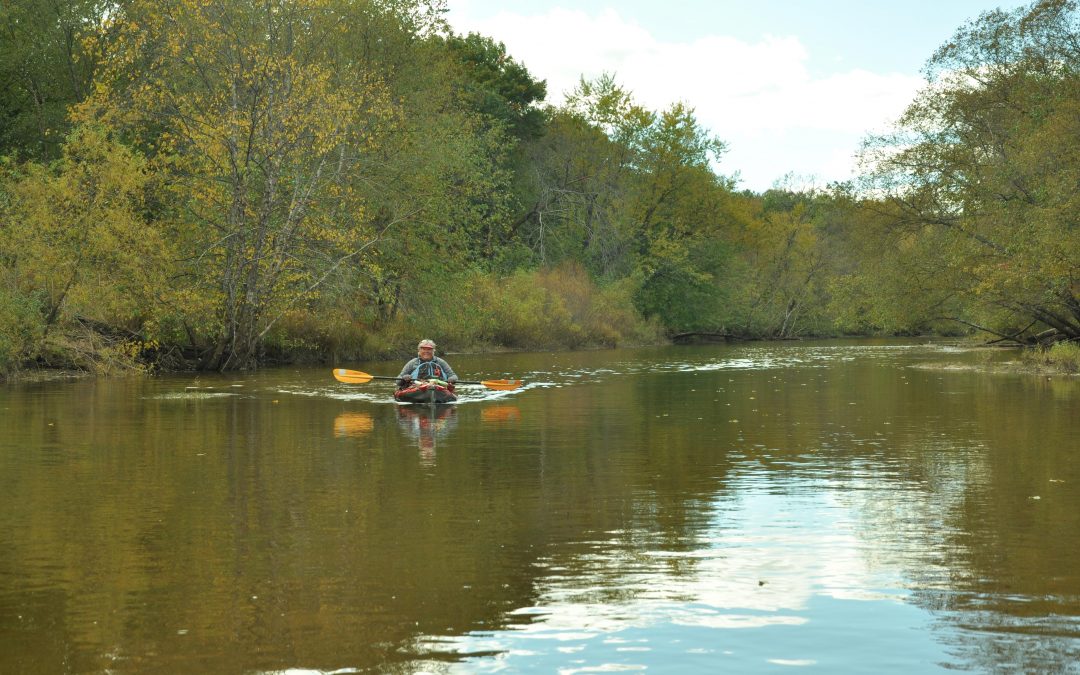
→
(1023, 341, 1080, 374)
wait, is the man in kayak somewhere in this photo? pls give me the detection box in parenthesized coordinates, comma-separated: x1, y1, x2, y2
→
(397, 339, 458, 391)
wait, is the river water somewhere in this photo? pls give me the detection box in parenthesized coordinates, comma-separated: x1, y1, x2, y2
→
(2, 340, 1078, 673)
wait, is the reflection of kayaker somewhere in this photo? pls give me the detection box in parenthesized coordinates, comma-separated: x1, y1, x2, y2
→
(395, 339, 458, 404)
(396, 405, 457, 456)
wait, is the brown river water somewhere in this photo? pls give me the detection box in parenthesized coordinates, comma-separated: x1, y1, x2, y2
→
(2, 340, 1078, 673)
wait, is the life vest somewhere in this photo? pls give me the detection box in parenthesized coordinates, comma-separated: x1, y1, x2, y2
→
(411, 359, 446, 380)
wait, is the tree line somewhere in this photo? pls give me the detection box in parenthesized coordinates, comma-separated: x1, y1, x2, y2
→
(1, 0, 1077, 375)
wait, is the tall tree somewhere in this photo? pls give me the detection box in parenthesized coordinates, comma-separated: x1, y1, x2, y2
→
(315, 11, 521, 333)
(510, 106, 635, 275)
(733, 191, 829, 337)
(627, 101, 736, 331)
(439, 32, 547, 142)
(860, 0, 1080, 343)
(523, 75, 744, 333)
(75, 0, 407, 369)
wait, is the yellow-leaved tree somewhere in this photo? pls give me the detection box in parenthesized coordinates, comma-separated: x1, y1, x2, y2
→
(0, 124, 166, 374)
(76, 0, 402, 369)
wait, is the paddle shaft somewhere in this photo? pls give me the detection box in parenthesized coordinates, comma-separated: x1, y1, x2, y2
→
(374, 376, 490, 385)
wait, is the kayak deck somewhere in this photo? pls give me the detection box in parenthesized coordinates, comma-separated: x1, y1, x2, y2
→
(394, 379, 457, 404)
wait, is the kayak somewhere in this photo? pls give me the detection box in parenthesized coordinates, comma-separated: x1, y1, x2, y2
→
(394, 379, 457, 405)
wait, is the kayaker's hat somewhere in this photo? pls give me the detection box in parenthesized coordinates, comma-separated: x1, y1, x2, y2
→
(418, 339, 436, 350)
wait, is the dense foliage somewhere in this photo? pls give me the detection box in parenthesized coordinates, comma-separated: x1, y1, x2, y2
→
(855, 0, 1080, 344)
(0, 0, 1076, 375)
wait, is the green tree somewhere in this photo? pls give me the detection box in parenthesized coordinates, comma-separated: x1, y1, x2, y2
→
(732, 194, 825, 337)
(521, 75, 745, 334)
(0, 0, 103, 160)
(439, 32, 547, 142)
(509, 107, 635, 275)
(627, 101, 737, 331)
(311, 11, 522, 344)
(75, 0, 408, 369)
(860, 0, 1080, 343)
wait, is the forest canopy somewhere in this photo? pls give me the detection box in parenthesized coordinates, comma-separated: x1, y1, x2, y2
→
(0, 0, 1076, 375)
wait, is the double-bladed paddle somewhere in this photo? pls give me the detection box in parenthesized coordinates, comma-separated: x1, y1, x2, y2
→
(332, 368, 523, 391)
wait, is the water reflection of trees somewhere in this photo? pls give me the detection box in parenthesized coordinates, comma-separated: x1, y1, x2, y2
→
(2, 383, 556, 672)
(495, 355, 1078, 672)
(903, 376, 1080, 671)
(421, 359, 1079, 671)
(2, 357, 1078, 672)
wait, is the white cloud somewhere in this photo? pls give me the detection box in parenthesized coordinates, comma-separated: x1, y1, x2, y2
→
(448, 6, 926, 191)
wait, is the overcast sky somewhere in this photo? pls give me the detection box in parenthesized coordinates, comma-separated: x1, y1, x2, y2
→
(446, 0, 1034, 192)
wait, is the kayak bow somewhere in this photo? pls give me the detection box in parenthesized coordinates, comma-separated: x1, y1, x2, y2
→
(393, 379, 457, 405)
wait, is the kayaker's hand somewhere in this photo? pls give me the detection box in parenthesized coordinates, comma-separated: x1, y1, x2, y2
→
(398, 376, 412, 386)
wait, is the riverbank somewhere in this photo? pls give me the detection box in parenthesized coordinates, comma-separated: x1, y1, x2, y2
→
(5, 337, 1078, 383)
(909, 341, 1080, 377)
(1021, 341, 1080, 374)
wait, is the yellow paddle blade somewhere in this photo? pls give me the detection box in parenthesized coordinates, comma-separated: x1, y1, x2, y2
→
(480, 379, 523, 391)
(333, 368, 374, 384)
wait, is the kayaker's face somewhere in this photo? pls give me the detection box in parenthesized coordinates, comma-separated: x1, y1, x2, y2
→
(418, 346, 435, 361)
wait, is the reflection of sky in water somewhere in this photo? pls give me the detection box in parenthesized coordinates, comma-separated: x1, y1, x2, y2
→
(414, 479, 955, 673)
